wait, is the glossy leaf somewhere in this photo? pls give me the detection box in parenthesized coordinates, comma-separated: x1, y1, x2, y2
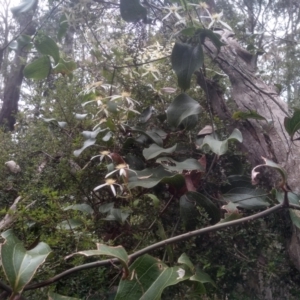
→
(145, 194, 160, 208)
(68, 244, 129, 270)
(128, 165, 185, 189)
(139, 106, 154, 123)
(251, 157, 287, 186)
(120, 0, 147, 22)
(178, 253, 194, 271)
(24, 56, 51, 80)
(73, 139, 96, 157)
(167, 93, 201, 129)
(34, 34, 60, 64)
(52, 58, 77, 76)
(190, 268, 216, 287)
(201, 129, 243, 156)
(284, 109, 300, 140)
(171, 42, 204, 91)
(156, 157, 205, 173)
(198, 28, 226, 55)
(104, 208, 130, 224)
(11, 0, 37, 16)
(1, 230, 51, 294)
(143, 144, 177, 160)
(63, 204, 94, 214)
(48, 292, 79, 300)
(223, 187, 269, 209)
(57, 14, 69, 41)
(115, 254, 192, 300)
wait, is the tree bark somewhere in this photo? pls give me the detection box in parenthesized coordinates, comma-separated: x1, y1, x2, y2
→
(0, 12, 36, 131)
(199, 29, 300, 282)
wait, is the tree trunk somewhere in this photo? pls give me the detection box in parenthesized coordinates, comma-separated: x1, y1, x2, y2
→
(198, 29, 300, 297)
(0, 12, 36, 131)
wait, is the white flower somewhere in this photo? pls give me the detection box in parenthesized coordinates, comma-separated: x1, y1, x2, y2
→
(199, 9, 233, 30)
(91, 150, 112, 162)
(109, 91, 139, 107)
(105, 163, 137, 179)
(141, 64, 161, 80)
(162, 4, 184, 21)
(94, 178, 123, 196)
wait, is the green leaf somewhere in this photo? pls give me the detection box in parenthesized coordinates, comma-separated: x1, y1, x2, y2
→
(156, 157, 205, 173)
(1, 230, 51, 294)
(11, 0, 37, 16)
(120, 0, 147, 22)
(198, 29, 226, 55)
(128, 165, 185, 189)
(190, 268, 216, 287)
(115, 254, 192, 300)
(104, 208, 130, 224)
(178, 253, 194, 271)
(252, 157, 287, 186)
(99, 202, 114, 213)
(73, 139, 96, 157)
(23, 56, 51, 80)
(167, 93, 201, 129)
(34, 34, 60, 64)
(143, 144, 177, 160)
(171, 42, 204, 91)
(48, 292, 80, 300)
(201, 129, 243, 155)
(223, 187, 270, 209)
(69, 244, 129, 271)
(232, 110, 267, 121)
(52, 58, 76, 76)
(42, 117, 67, 128)
(284, 109, 300, 140)
(63, 204, 94, 214)
(145, 194, 160, 208)
(57, 14, 69, 42)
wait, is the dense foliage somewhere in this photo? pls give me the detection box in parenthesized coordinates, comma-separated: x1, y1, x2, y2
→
(1, 0, 300, 299)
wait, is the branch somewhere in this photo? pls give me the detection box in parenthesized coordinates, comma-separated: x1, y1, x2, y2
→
(24, 202, 291, 290)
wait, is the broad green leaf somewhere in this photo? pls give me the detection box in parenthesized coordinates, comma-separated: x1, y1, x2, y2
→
(201, 129, 243, 155)
(57, 219, 84, 230)
(143, 144, 177, 160)
(82, 128, 105, 139)
(104, 208, 130, 224)
(120, 0, 147, 22)
(223, 187, 269, 209)
(167, 93, 201, 129)
(42, 118, 67, 128)
(232, 110, 267, 121)
(284, 109, 300, 139)
(190, 268, 216, 287)
(52, 58, 77, 76)
(24, 56, 51, 80)
(73, 139, 96, 157)
(171, 42, 204, 91)
(63, 204, 94, 214)
(221, 175, 253, 193)
(69, 244, 128, 270)
(251, 157, 287, 186)
(156, 157, 205, 173)
(198, 28, 226, 55)
(180, 114, 198, 130)
(129, 127, 165, 147)
(74, 113, 89, 120)
(276, 192, 300, 229)
(115, 254, 192, 300)
(178, 253, 194, 271)
(48, 292, 80, 300)
(145, 194, 160, 208)
(139, 106, 154, 123)
(1, 230, 51, 294)
(99, 202, 114, 213)
(11, 0, 37, 16)
(128, 165, 185, 189)
(34, 34, 60, 64)
(57, 14, 69, 42)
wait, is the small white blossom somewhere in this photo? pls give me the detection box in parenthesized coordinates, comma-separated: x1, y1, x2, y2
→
(94, 178, 123, 196)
